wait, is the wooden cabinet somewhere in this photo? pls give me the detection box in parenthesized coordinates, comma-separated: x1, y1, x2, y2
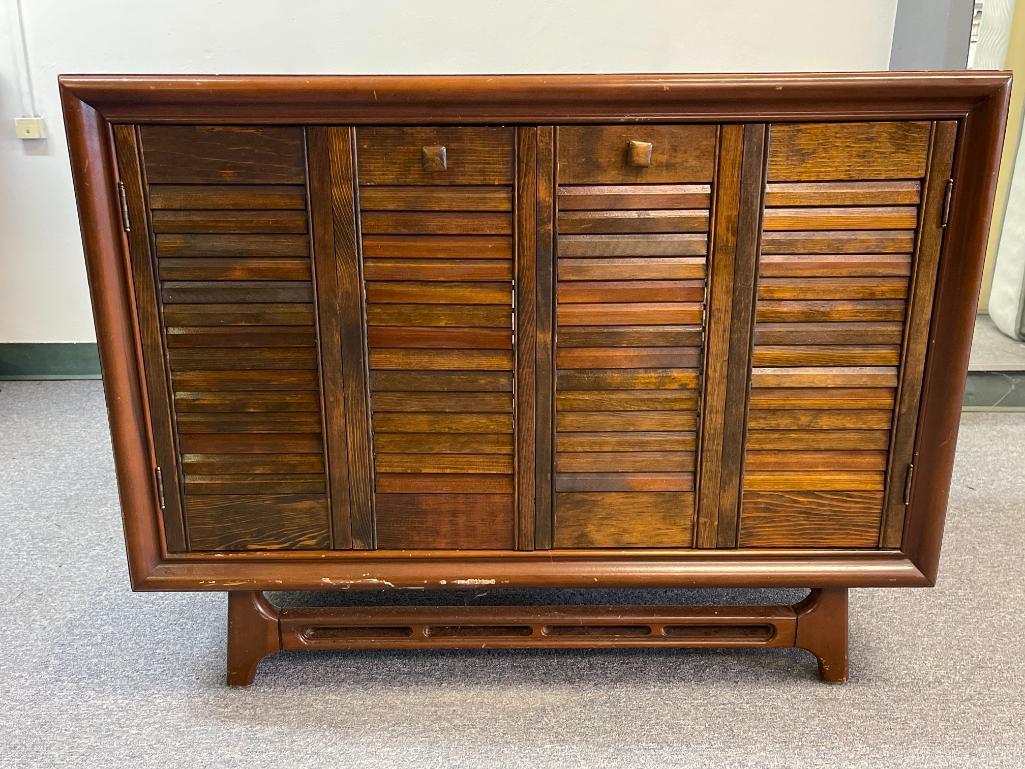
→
(63, 73, 1010, 684)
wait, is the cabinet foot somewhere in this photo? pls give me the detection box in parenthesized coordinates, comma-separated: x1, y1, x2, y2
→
(224, 588, 850, 685)
(794, 588, 849, 683)
(226, 591, 281, 687)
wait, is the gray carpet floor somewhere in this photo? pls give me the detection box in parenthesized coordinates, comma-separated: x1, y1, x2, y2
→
(2, 380, 1023, 769)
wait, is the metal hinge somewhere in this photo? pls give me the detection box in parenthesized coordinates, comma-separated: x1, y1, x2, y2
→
(154, 466, 166, 510)
(903, 463, 915, 506)
(941, 179, 953, 229)
(117, 181, 131, 232)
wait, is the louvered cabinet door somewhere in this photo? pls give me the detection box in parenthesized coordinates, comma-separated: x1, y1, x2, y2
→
(351, 127, 519, 549)
(114, 125, 333, 552)
(737, 121, 957, 548)
(550, 125, 722, 547)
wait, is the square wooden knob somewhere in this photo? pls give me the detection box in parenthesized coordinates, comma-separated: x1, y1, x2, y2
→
(422, 144, 447, 171)
(627, 140, 653, 167)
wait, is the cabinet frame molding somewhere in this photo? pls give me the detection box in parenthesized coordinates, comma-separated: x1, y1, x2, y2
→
(61, 72, 1010, 591)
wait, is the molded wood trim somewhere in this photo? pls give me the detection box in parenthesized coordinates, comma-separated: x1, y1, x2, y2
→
(60, 73, 1011, 590)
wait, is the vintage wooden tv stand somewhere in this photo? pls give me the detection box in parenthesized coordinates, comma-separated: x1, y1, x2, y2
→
(61, 72, 1009, 685)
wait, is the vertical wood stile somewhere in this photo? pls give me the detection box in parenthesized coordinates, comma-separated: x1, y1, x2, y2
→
(307, 128, 354, 548)
(112, 125, 189, 552)
(534, 126, 556, 549)
(333, 129, 377, 548)
(880, 121, 958, 548)
(694, 126, 745, 548)
(715, 124, 769, 548)
(515, 127, 538, 550)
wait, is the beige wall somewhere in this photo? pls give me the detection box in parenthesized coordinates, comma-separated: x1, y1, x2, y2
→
(978, 0, 1025, 313)
(0, 0, 899, 343)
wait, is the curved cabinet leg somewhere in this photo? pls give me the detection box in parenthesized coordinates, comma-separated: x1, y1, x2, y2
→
(794, 588, 849, 683)
(226, 591, 281, 687)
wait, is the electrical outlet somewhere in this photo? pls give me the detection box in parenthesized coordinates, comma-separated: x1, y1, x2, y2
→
(15, 117, 45, 140)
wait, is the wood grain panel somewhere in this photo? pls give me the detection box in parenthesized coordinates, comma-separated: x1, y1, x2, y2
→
(148, 184, 307, 210)
(140, 126, 305, 184)
(557, 184, 711, 210)
(751, 345, 900, 367)
(740, 491, 884, 548)
(558, 234, 707, 257)
(365, 281, 510, 304)
(367, 327, 512, 349)
(161, 280, 314, 304)
(760, 230, 915, 255)
(151, 209, 308, 234)
(376, 474, 514, 494)
(556, 432, 697, 452)
(370, 371, 513, 392)
(766, 122, 930, 181)
(556, 390, 698, 411)
(155, 233, 310, 257)
(558, 125, 717, 184)
(757, 277, 908, 301)
(557, 209, 709, 234)
(556, 347, 701, 369)
(557, 368, 700, 390)
(359, 185, 512, 211)
(764, 181, 920, 207)
(557, 325, 703, 348)
(176, 412, 323, 434)
(558, 280, 704, 303)
(374, 433, 513, 454)
(376, 494, 515, 549)
(759, 254, 912, 278)
(554, 492, 694, 547)
(762, 206, 918, 231)
(168, 347, 318, 370)
(184, 494, 330, 551)
(357, 127, 514, 185)
(158, 257, 312, 281)
(363, 258, 512, 281)
(361, 211, 512, 235)
(361, 234, 512, 259)
(558, 257, 705, 281)
(557, 303, 703, 326)
(745, 430, 890, 450)
(753, 321, 904, 345)
(556, 452, 694, 473)
(165, 326, 316, 348)
(555, 473, 693, 492)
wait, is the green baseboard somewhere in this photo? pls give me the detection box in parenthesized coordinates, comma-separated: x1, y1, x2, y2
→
(0, 343, 101, 380)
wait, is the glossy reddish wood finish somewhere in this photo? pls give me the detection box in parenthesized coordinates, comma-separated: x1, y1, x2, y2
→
(61, 73, 1010, 592)
(226, 588, 847, 686)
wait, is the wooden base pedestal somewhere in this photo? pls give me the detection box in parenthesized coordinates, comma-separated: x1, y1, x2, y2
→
(226, 588, 849, 686)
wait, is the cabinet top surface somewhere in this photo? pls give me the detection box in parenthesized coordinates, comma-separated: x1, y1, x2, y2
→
(59, 71, 1011, 123)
